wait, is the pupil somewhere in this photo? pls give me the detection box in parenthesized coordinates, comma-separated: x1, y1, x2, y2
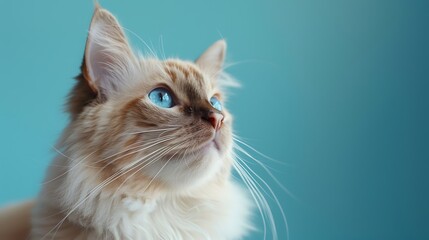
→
(158, 92, 164, 101)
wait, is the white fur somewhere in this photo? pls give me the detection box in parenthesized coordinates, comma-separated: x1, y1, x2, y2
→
(31, 155, 252, 240)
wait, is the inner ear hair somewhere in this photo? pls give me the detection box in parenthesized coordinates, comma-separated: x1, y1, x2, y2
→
(196, 39, 227, 78)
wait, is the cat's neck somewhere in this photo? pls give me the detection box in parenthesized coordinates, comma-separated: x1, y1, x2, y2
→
(35, 156, 239, 239)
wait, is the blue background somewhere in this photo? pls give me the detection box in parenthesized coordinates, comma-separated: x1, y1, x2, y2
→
(1, 0, 428, 239)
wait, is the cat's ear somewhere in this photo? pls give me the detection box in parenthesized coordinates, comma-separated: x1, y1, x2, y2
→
(196, 39, 226, 77)
(81, 6, 138, 98)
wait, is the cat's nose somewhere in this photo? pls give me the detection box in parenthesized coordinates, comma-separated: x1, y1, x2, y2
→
(202, 111, 224, 130)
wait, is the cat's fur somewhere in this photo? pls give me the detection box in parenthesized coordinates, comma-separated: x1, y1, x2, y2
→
(28, 6, 252, 240)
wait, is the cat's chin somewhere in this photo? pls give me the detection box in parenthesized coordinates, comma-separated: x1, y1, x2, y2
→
(208, 136, 222, 151)
(193, 132, 224, 155)
(141, 138, 227, 190)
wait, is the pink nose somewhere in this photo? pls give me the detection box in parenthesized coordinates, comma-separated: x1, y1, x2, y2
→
(203, 111, 224, 130)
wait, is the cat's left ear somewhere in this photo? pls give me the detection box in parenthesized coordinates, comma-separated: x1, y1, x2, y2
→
(195, 39, 226, 77)
(81, 6, 138, 99)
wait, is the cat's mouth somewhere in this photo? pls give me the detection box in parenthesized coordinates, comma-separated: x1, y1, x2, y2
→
(200, 134, 221, 153)
(203, 138, 220, 151)
(179, 132, 221, 156)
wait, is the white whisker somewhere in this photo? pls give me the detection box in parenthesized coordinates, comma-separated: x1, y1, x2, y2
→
(233, 161, 268, 239)
(42, 150, 98, 185)
(122, 27, 158, 59)
(233, 135, 287, 166)
(95, 135, 175, 164)
(124, 127, 178, 135)
(43, 136, 177, 239)
(234, 142, 297, 201)
(232, 134, 292, 240)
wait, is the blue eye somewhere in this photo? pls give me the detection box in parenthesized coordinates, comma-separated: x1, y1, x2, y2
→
(148, 88, 174, 108)
(210, 96, 222, 111)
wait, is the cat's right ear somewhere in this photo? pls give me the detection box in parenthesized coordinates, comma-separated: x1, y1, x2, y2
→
(196, 40, 226, 78)
(81, 6, 138, 99)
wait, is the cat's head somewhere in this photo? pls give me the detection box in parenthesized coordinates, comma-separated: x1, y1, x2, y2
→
(66, 7, 235, 192)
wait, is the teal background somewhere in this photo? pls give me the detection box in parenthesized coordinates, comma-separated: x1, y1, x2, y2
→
(1, 0, 428, 239)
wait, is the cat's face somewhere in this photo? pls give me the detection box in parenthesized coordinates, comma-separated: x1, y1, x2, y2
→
(67, 7, 234, 191)
(112, 59, 234, 190)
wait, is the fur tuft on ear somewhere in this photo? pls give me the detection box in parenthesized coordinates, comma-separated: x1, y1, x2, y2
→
(81, 6, 139, 99)
(196, 40, 240, 91)
(196, 39, 226, 78)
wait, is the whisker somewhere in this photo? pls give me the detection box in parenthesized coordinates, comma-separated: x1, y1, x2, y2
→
(235, 154, 289, 240)
(42, 150, 98, 185)
(232, 135, 287, 166)
(233, 154, 273, 199)
(119, 144, 171, 172)
(95, 135, 175, 164)
(122, 27, 158, 59)
(159, 35, 166, 61)
(232, 134, 293, 240)
(43, 137, 176, 239)
(112, 145, 176, 196)
(46, 153, 151, 240)
(123, 127, 178, 135)
(51, 145, 71, 160)
(233, 161, 268, 239)
(233, 143, 298, 201)
(140, 144, 184, 193)
(43, 136, 172, 185)
(94, 136, 176, 183)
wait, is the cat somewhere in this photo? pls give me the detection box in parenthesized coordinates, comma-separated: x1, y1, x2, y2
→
(26, 5, 253, 240)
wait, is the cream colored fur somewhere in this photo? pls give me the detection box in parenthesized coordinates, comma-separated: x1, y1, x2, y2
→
(24, 6, 253, 240)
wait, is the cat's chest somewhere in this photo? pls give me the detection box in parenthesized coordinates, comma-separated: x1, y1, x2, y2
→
(121, 196, 157, 215)
(110, 195, 220, 240)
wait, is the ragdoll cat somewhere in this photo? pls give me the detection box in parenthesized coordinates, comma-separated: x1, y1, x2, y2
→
(29, 6, 253, 240)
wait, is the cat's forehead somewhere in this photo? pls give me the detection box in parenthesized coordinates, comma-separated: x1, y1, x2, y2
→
(152, 59, 216, 102)
(163, 60, 204, 83)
